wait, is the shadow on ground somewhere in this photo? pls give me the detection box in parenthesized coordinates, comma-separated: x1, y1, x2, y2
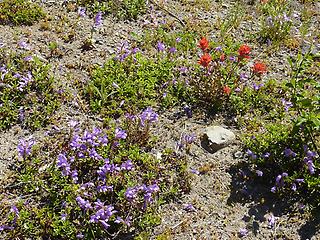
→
(227, 161, 320, 239)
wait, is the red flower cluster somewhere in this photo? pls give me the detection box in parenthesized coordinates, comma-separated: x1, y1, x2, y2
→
(198, 37, 209, 52)
(223, 85, 231, 95)
(238, 44, 251, 60)
(253, 62, 267, 75)
(198, 53, 212, 68)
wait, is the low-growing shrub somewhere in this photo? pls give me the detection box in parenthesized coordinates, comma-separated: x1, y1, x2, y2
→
(240, 49, 319, 207)
(257, 0, 293, 44)
(0, 45, 60, 130)
(77, 0, 146, 19)
(84, 43, 191, 117)
(0, 0, 45, 25)
(0, 109, 190, 239)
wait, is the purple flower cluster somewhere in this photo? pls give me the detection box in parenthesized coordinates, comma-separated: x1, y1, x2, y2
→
(281, 98, 293, 112)
(246, 149, 257, 160)
(76, 196, 92, 211)
(114, 41, 140, 62)
(271, 172, 288, 192)
(17, 138, 35, 158)
(97, 159, 134, 180)
(283, 148, 297, 158)
(303, 146, 317, 175)
(139, 107, 159, 127)
(94, 11, 103, 27)
(125, 183, 160, 208)
(16, 71, 33, 91)
(89, 200, 117, 230)
(0, 65, 8, 81)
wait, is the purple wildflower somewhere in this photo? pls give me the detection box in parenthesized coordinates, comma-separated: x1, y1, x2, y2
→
(76, 233, 84, 239)
(94, 11, 103, 27)
(156, 41, 165, 52)
(140, 107, 158, 126)
(78, 7, 86, 17)
(281, 99, 293, 111)
(0, 66, 8, 81)
(229, 56, 237, 62)
(76, 196, 92, 211)
(23, 55, 33, 61)
(61, 213, 67, 221)
(291, 183, 297, 191)
(121, 160, 134, 171)
(252, 82, 264, 91)
(0, 225, 14, 231)
(71, 170, 78, 183)
(18, 72, 33, 91)
(57, 153, 71, 176)
(97, 185, 113, 193)
(239, 228, 248, 237)
(125, 187, 139, 201)
(17, 138, 35, 158)
(268, 214, 275, 229)
(284, 148, 297, 157)
(262, 152, 270, 158)
(176, 37, 181, 43)
(306, 160, 315, 174)
(169, 47, 177, 53)
(256, 170, 263, 177)
(18, 40, 30, 50)
(179, 66, 188, 74)
(295, 178, 304, 183)
(239, 73, 248, 81)
(190, 168, 200, 175)
(183, 133, 196, 144)
(271, 186, 276, 193)
(114, 127, 127, 139)
(183, 203, 196, 212)
(184, 105, 192, 118)
(246, 149, 257, 160)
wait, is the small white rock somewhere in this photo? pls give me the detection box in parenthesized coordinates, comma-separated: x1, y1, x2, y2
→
(202, 126, 236, 153)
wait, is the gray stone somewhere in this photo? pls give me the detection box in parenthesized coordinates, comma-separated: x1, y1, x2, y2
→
(201, 126, 236, 153)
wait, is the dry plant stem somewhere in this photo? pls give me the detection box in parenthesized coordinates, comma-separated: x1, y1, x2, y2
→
(149, 0, 185, 27)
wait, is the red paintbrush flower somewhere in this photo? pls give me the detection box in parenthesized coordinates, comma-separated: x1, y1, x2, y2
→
(223, 85, 231, 95)
(253, 61, 267, 75)
(238, 44, 251, 60)
(220, 53, 226, 62)
(198, 53, 212, 67)
(198, 37, 209, 51)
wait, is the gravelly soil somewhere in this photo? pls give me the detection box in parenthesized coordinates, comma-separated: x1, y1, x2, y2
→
(0, 0, 319, 239)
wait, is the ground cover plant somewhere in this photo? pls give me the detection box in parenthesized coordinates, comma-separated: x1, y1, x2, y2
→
(0, 0, 45, 25)
(0, 0, 320, 239)
(0, 110, 190, 239)
(76, 0, 146, 19)
(0, 44, 60, 130)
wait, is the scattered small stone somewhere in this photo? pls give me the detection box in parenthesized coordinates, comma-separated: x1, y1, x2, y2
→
(201, 126, 236, 153)
(234, 151, 243, 158)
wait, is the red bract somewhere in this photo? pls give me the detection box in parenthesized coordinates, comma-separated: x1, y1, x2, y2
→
(198, 53, 212, 67)
(238, 44, 251, 60)
(220, 53, 226, 62)
(223, 85, 231, 95)
(253, 62, 267, 75)
(198, 37, 209, 51)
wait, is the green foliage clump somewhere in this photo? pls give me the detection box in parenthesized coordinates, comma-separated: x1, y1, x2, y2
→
(0, 48, 60, 130)
(237, 49, 320, 207)
(77, 0, 146, 19)
(85, 50, 190, 116)
(258, 0, 293, 44)
(0, 0, 45, 25)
